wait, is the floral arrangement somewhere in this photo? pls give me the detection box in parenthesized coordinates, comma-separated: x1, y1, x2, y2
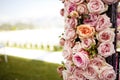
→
(57, 0, 119, 80)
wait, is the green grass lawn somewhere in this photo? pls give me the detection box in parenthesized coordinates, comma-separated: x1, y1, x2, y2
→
(0, 55, 62, 80)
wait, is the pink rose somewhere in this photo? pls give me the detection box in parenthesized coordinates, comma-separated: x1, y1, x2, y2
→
(65, 18, 77, 29)
(97, 29, 115, 42)
(83, 13, 99, 27)
(83, 65, 99, 80)
(72, 42, 82, 53)
(59, 38, 65, 46)
(62, 70, 71, 80)
(102, 0, 118, 5)
(64, 28, 76, 40)
(60, 8, 64, 16)
(73, 68, 86, 80)
(63, 46, 72, 60)
(87, 0, 105, 14)
(99, 65, 116, 80)
(72, 50, 89, 69)
(96, 14, 112, 32)
(81, 38, 95, 48)
(64, 1, 77, 15)
(98, 42, 115, 57)
(69, 0, 84, 4)
(77, 3, 88, 15)
(64, 40, 74, 48)
(65, 60, 76, 73)
(67, 75, 78, 80)
(90, 55, 106, 68)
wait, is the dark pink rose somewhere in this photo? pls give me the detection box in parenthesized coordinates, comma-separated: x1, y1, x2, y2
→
(96, 14, 112, 32)
(77, 3, 88, 15)
(73, 50, 89, 69)
(97, 29, 115, 42)
(102, 0, 118, 5)
(99, 64, 116, 80)
(72, 42, 82, 53)
(87, 0, 105, 14)
(65, 18, 77, 29)
(98, 42, 115, 57)
(83, 13, 99, 27)
(64, 28, 76, 40)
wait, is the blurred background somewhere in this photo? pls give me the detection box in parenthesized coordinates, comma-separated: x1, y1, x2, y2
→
(0, 0, 64, 80)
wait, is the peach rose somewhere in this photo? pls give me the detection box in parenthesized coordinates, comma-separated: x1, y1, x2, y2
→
(77, 24, 95, 38)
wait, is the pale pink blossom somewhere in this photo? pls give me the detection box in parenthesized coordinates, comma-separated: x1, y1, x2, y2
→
(65, 60, 76, 73)
(98, 42, 115, 57)
(96, 14, 112, 32)
(87, 0, 105, 14)
(69, 0, 84, 4)
(64, 28, 76, 40)
(64, 40, 74, 48)
(102, 0, 118, 5)
(77, 3, 88, 15)
(62, 70, 71, 80)
(83, 65, 99, 80)
(65, 18, 77, 29)
(99, 64, 116, 80)
(83, 13, 99, 27)
(72, 42, 82, 53)
(72, 50, 89, 69)
(97, 29, 115, 42)
(73, 68, 86, 80)
(81, 38, 95, 48)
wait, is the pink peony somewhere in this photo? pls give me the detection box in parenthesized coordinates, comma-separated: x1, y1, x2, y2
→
(72, 42, 82, 53)
(99, 64, 116, 80)
(81, 38, 95, 48)
(102, 0, 118, 5)
(65, 18, 77, 29)
(72, 50, 89, 69)
(97, 29, 115, 42)
(96, 14, 112, 32)
(83, 13, 99, 27)
(98, 42, 115, 57)
(64, 28, 76, 41)
(87, 0, 105, 14)
(77, 3, 88, 15)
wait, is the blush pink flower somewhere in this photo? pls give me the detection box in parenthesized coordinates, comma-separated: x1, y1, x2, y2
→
(72, 42, 82, 53)
(65, 18, 77, 29)
(99, 64, 116, 80)
(98, 42, 115, 57)
(83, 65, 99, 80)
(81, 38, 95, 48)
(72, 50, 89, 69)
(97, 29, 115, 42)
(69, 0, 84, 4)
(87, 0, 105, 14)
(64, 28, 76, 41)
(83, 13, 99, 27)
(102, 0, 118, 5)
(62, 70, 71, 80)
(96, 14, 112, 32)
(77, 3, 88, 15)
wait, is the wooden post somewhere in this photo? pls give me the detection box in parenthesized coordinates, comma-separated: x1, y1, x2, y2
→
(106, 2, 119, 80)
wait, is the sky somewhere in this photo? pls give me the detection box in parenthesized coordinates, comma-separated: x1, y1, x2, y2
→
(0, 0, 63, 23)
